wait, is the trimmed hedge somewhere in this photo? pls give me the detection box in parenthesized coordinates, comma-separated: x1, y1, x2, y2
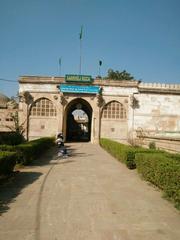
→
(0, 137, 55, 174)
(0, 145, 16, 152)
(100, 138, 162, 169)
(0, 132, 25, 145)
(16, 137, 55, 165)
(100, 138, 180, 209)
(135, 153, 180, 209)
(0, 151, 17, 175)
(164, 152, 180, 161)
(100, 138, 134, 164)
(125, 148, 165, 169)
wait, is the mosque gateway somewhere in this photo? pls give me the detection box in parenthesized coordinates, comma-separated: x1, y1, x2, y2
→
(18, 76, 180, 152)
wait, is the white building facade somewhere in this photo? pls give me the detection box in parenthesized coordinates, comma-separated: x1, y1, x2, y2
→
(18, 76, 180, 152)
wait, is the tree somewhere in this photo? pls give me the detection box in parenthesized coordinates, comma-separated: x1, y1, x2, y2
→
(3, 111, 25, 145)
(106, 69, 135, 80)
(10, 111, 25, 135)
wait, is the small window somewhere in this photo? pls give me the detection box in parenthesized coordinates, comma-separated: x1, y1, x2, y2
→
(102, 101, 126, 119)
(30, 98, 57, 117)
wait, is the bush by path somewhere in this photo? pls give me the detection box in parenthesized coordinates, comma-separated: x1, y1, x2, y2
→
(0, 132, 25, 145)
(16, 137, 55, 165)
(100, 138, 134, 164)
(100, 138, 162, 169)
(0, 151, 17, 175)
(100, 138, 180, 209)
(135, 153, 180, 209)
(0, 137, 55, 175)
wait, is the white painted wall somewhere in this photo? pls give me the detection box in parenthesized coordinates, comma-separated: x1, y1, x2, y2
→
(134, 93, 180, 135)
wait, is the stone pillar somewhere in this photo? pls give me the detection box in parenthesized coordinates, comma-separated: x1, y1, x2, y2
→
(92, 110, 99, 144)
(59, 92, 68, 139)
(93, 93, 105, 144)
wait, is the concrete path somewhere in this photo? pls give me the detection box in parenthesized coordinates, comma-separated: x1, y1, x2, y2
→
(0, 143, 179, 240)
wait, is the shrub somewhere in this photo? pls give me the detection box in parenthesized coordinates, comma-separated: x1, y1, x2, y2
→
(127, 148, 165, 169)
(100, 138, 180, 209)
(0, 132, 25, 145)
(100, 138, 133, 164)
(0, 137, 55, 167)
(100, 138, 162, 169)
(149, 141, 156, 149)
(164, 152, 180, 161)
(0, 151, 17, 175)
(126, 151, 136, 169)
(0, 144, 16, 152)
(16, 137, 55, 165)
(135, 153, 180, 209)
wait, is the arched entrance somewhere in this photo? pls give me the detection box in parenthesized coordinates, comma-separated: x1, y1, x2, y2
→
(65, 98, 92, 142)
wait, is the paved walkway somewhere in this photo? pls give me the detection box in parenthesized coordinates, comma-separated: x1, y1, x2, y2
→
(0, 143, 180, 240)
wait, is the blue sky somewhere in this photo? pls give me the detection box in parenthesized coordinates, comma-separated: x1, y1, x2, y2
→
(0, 0, 180, 97)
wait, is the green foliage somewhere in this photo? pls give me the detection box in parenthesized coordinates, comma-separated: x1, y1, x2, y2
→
(8, 111, 25, 135)
(0, 151, 17, 175)
(126, 151, 136, 169)
(164, 152, 180, 161)
(0, 144, 16, 152)
(106, 69, 135, 80)
(100, 138, 133, 163)
(0, 137, 55, 173)
(0, 132, 25, 145)
(0, 111, 25, 146)
(100, 138, 180, 209)
(100, 138, 161, 169)
(135, 153, 180, 209)
(149, 141, 156, 149)
(16, 137, 55, 165)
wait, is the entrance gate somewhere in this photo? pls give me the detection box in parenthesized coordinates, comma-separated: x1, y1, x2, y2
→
(64, 98, 92, 142)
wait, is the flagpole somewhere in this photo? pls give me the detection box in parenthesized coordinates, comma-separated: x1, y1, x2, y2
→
(79, 39, 82, 75)
(79, 26, 83, 75)
(98, 60, 102, 77)
(98, 64, 101, 77)
(59, 58, 62, 76)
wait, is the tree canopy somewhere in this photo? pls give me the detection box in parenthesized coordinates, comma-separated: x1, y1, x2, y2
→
(106, 69, 135, 80)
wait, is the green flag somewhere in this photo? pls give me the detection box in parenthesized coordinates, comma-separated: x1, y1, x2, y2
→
(79, 26, 83, 39)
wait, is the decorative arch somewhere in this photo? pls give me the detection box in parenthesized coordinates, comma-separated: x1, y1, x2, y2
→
(30, 98, 57, 117)
(100, 100, 128, 141)
(28, 97, 58, 140)
(63, 98, 93, 142)
(102, 101, 127, 119)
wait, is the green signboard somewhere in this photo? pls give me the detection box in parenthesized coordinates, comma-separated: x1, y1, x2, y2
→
(65, 74, 92, 83)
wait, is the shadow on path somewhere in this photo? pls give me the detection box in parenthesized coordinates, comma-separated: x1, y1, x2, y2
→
(0, 171, 42, 216)
(61, 145, 93, 158)
(29, 146, 90, 166)
(0, 147, 59, 215)
(30, 146, 58, 167)
(0, 144, 89, 216)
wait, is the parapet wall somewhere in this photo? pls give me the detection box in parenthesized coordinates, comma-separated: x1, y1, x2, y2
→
(137, 136, 180, 153)
(139, 82, 180, 94)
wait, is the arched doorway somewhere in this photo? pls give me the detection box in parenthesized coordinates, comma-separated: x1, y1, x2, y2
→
(65, 98, 92, 142)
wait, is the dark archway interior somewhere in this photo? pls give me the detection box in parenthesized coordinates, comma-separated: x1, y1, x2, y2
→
(66, 98, 92, 142)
